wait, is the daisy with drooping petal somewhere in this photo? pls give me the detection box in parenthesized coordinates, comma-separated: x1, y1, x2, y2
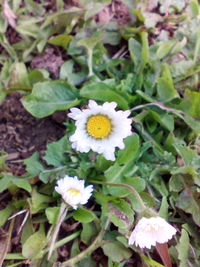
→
(128, 217, 176, 249)
(55, 175, 93, 209)
(68, 100, 132, 161)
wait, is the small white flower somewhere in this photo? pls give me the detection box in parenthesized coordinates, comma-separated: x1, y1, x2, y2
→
(55, 175, 93, 209)
(68, 100, 132, 161)
(128, 217, 176, 249)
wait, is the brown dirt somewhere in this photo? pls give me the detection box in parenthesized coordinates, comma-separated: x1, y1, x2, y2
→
(0, 92, 66, 176)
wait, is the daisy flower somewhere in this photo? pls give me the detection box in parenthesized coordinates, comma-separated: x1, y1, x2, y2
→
(55, 175, 93, 209)
(128, 217, 176, 249)
(68, 100, 132, 161)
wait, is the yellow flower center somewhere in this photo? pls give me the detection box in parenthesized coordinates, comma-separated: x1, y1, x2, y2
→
(86, 114, 112, 139)
(68, 188, 80, 196)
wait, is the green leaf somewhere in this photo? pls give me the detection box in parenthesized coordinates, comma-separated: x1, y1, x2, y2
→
(128, 38, 141, 71)
(190, 0, 200, 17)
(102, 241, 132, 263)
(159, 196, 169, 219)
(156, 64, 179, 102)
(60, 60, 86, 85)
(22, 81, 79, 118)
(105, 160, 135, 197)
(80, 82, 129, 109)
(72, 207, 95, 223)
(0, 150, 7, 171)
(0, 173, 31, 193)
(43, 136, 68, 167)
(141, 32, 149, 70)
(0, 204, 13, 227)
(169, 175, 184, 192)
(24, 152, 44, 176)
(176, 188, 200, 226)
(8, 62, 30, 88)
(45, 207, 59, 225)
(156, 40, 176, 59)
(117, 133, 140, 164)
(21, 218, 34, 245)
(183, 114, 200, 134)
(106, 199, 134, 229)
(28, 188, 52, 214)
(48, 34, 72, 49)
(176, 228, 190, 267)
(173, 142, 198, 166)
(180, 89, 200, 119)
(22, 225, 47, 259)
(81, 222, 98, 245)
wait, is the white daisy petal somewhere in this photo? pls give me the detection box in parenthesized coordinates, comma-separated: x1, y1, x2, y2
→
(128, 217, 176, 249)
(68, 108, 82, 119)
(68, 100, 132, 160)
(55, 175, 93, 209)
(88, 100, 98, 108)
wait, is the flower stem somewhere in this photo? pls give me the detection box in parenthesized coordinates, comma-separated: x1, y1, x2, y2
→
(61, 219, 110, 266)
(48, 202, 69, 260)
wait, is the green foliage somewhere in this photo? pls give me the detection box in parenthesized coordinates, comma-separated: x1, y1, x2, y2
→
(22, 225, 47, 259)
(22, 81, 79, 118)
(1, 0, 200, 266)
(102, 242, 132, 263)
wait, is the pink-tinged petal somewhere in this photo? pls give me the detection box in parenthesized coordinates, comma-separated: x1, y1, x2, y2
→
(88, 100, 98, 109)
(128, 217, 176, 249)
(68, 108, 82, 119)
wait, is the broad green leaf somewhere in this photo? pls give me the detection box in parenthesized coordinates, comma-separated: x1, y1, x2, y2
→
(176, 188, 200, 226)
(169, 175, 184, 192)
(24, 152, 44, 176)
(117, 133, 140, 164)
(123, 177, 146, 193)
(173, 142, 198, 166)
(80, 82, 129, 109)
(156, 40, 176, 59)
(149, 111, 174, 132)
(105, 160, 135, 196)
(8, 62, 30, 88)
(183, 114, 200, 134)
(157, 64, 179, 102)
(22, 81, 79, 118)
(190, 0, 200, 17)
(48, 34, 72, 49)
(43, 136, 68, 167)
(45, 207, 59, 225)
(72, 207, 95, 223)
(106, 199, 134, 229)
(28, 188, 51, 214)
(0, 173, 31, 193)
(170, 60, 195, 79)
(0, 204, 13, 227)
(81, 222, 98, 245)
(176, 228, 190, 267)
(21, 218, 34, 245)
(60, 60, 86, 85)
(180, 89, 200, 119)
(102, 242, 132, 263)
(22, 225, 47, 259)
